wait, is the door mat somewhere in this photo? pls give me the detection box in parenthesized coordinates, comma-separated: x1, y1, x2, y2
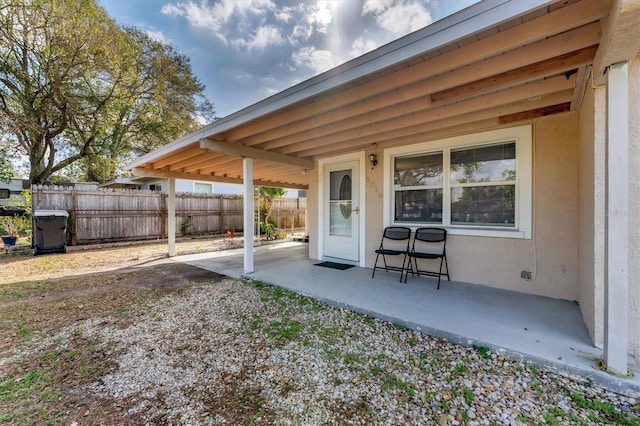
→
(314, 261, 354, 270)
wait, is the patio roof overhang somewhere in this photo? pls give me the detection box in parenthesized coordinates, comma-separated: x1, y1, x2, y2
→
(126, 0, 618, 188)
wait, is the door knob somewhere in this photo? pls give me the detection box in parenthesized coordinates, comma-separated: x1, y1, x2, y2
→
(352, 206, 360, 214)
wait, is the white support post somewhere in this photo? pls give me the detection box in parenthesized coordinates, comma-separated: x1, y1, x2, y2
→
(243, 157, 254, 274)
(167, 177, 176, 257)
(604, 61, 629, 375)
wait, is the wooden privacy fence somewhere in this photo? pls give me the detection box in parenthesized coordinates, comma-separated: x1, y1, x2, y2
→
(32, 185, 306, 245)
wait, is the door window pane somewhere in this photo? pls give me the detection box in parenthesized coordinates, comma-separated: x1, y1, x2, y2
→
(329, 170, 352, 236)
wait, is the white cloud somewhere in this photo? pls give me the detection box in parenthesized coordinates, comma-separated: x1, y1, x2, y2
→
(363, 0, 433, 34)
(161, 0, 278, 44)
(145, 28, 169, 44)
(289, 23, 313, 44)
(234, 72, 254, 82)
(160, 3, 184, 17)
(292, 46, 342, 75)
(308, 1, 334, 33)
(234, 25, 284, 50)
(350, 36, 379, 57)
(362, 0, 394, 14)
(275, 5, 299, 22)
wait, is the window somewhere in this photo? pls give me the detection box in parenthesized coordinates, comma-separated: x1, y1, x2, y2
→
(386, 126, 531, 239)
(194, 182, 212, 194)
(394, 152, 443, 223)
(149, 184, 162, 191)
(0, 189, 9, 199)
(450, 143, 515, 227)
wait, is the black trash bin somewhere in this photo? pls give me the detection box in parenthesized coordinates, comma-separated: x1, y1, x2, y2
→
(33, 210, 69, 255)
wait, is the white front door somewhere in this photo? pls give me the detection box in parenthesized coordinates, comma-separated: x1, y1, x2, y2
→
(323, 161, 360, 262)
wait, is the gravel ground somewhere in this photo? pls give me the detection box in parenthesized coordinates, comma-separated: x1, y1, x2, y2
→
(4, 277, 639, 425)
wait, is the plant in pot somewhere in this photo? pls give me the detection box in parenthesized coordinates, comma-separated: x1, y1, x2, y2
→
(1, 215, 22, 252)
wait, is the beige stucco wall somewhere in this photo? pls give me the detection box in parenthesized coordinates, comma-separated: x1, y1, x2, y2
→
(576, 54, 640, 360)
(358, 114, 581, 301)
(578, 76, 606, 348)
(310, 60, 639, 362)
(308, 162, 320, 261)
(628, 54, 640, 361)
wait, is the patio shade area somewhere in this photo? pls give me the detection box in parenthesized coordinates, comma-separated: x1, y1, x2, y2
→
(173, 242, 640, 394)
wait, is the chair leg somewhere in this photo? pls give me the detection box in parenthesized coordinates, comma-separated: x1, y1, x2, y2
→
(436, 257, 444, 289)
(403, 257, 413, 283)
(399, 254, 407, 282)
(372, 252, 380, 278)
(443, 254, 450, 281)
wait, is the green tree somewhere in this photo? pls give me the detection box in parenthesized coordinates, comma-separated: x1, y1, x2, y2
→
(0, 0, 214, 184)
(0, 0, 129, 183)
(73, 28, 215, 182)
(256, 187, 286, 225)
(0, 144, 14, 183)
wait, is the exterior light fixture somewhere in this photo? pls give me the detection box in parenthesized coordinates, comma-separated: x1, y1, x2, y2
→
(369, 153, 378, 168)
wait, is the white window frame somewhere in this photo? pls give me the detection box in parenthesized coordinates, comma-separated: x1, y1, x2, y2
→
(194, 182, 213, 194)
(383, 125, 532, 239)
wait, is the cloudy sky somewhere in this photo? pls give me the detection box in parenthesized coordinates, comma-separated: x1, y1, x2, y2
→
(99, 0, 480, 118)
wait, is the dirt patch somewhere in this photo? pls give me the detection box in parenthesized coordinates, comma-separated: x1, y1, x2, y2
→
(0, 239, 227, 424)
(0, 236, 240, 284)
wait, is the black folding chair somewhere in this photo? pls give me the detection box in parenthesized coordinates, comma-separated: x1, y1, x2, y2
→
(405, 227, 450, 289)
(372, 226, 412, 282)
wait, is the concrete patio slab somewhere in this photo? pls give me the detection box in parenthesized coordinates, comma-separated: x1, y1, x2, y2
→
(174, 241, 640, 394)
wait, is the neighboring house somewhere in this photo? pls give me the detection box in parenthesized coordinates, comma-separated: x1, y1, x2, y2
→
(100, 177, 242, 194)
(101, 177, 304, 197)
(126, 0, 640, 375)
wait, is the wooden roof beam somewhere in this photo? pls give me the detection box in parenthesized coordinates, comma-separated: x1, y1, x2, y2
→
(430, 45, 597, 106)
(182, 154, 243, 174)
(199, 138, 313, 170)
(498, 102, 572, 124)
(278, 74, 575, 154)
(167, 152, 225, 172)
(570, 65, 592, 111)
(294, 90, 573, 158)
(253, 26, 599, 151)
(150, 145, 202, 169)
(131, 167, 308, 190)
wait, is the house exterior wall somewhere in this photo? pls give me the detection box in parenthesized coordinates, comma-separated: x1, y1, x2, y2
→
(311, 116, 581, 300)
(364, 116, 580, 300)
(366, 118, 579, 300)
(628, 53, 640, 361)
(578, 73, 606, 348)
(578, 54, 640, 361)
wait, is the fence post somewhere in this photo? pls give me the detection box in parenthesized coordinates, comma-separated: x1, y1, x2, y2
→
(160, 193, 167, 239)
(70, 190, 78, 246)
(219, 194, 225, 233)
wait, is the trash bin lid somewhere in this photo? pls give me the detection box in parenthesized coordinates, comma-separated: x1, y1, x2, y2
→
(33, 210, 69, 217)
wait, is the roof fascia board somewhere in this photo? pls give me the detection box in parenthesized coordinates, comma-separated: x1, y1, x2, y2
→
(127, 0, 556, 170)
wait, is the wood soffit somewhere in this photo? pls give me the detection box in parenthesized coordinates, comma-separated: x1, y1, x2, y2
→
(133, 0, 613, 188)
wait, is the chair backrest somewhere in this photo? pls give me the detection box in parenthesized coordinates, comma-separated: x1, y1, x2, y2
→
(383, 226, 412, 241)
(414, 227, 446, 243)
(412, 227, 447, 254)
(379, 226, 412, 251)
